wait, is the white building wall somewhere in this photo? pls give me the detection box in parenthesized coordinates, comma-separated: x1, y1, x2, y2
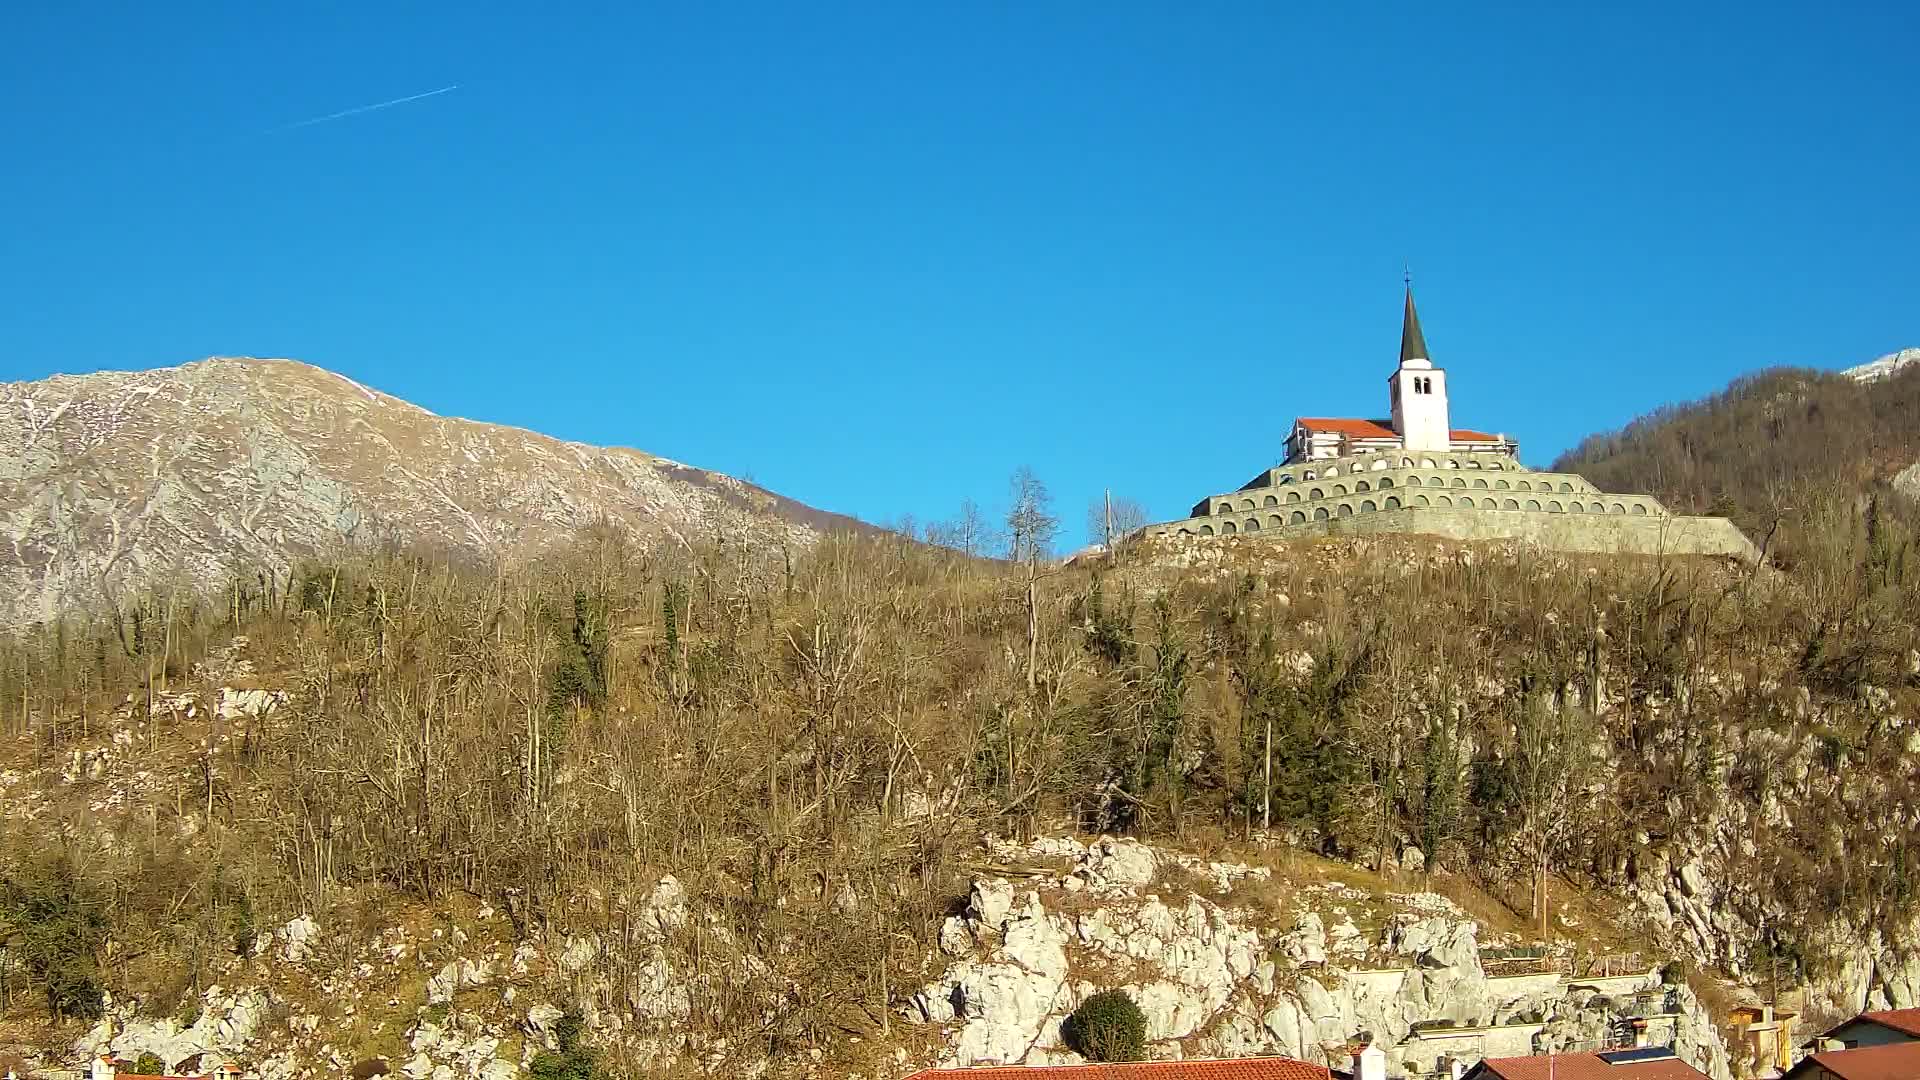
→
(1391, 361, 1452, 453)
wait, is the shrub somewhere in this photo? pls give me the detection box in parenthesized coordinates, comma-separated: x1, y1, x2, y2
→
(1062, 989, 1148, 1062)
(528, 1009, 602, 1080)
(0, 851, 109, 1020)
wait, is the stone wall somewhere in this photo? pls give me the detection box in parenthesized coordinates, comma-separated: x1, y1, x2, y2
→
(1185, 486, 1664, 531)
(1242, 450, 1543, 494)
(1400, 1023, 1546, 1072)
(1147, 506, 1756, 562)
(1149, 448, 1754, 562)
(1183, 454, 1658, 528)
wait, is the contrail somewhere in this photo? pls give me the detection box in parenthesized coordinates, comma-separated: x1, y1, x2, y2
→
(271, 84, 460, 132)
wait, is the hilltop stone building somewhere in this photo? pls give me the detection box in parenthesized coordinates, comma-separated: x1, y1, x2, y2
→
(1140, 289, 1756, 560)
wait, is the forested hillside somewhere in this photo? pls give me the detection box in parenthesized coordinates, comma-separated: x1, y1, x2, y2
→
(1, 492, 1918, 1073)
(1554, 363, 1920, 565)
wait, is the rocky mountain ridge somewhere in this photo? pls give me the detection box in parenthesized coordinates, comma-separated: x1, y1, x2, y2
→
(0, 357, 868, 627)
(1843, 347, 1920, 383)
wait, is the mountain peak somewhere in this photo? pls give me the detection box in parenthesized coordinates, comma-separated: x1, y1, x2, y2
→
(0, 359, 866, 626)
(1845, 347, 1920, 383)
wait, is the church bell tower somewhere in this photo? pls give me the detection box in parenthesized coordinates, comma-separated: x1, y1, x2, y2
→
(1387, 284, 1451, 452)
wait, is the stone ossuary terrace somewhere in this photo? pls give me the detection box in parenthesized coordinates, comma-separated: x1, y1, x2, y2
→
(1140, 287, 1757, 561)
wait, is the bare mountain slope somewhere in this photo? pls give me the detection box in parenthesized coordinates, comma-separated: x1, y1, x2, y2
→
(0, 356, 868, 625)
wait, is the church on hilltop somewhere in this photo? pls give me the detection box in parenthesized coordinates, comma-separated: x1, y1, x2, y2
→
(1138, 286, 1758, 560)
(1283, 289, 1518, 465)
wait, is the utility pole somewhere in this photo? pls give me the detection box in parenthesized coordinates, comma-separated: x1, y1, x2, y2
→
(1104, 489, 1114, 552)
(1263, 713, 1273, 833)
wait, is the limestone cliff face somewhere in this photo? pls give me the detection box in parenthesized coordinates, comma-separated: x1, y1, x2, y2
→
(1625, 718, 1920, 1024)
(909, 837, 1732, 1080)
(40, 831, 1736, 1080)
(0, 358, 866, 626)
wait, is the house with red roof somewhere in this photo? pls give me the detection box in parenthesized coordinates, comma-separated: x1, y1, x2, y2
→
(1782, 1040, 1920, 1080)
(1461, 1048, 1711, 1080)
(1814, 1010, 1920, 1051)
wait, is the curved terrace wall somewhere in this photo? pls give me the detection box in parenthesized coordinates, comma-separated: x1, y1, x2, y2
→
(1141, 506, 1758, 561)
(1250, 450, 1535, 489)
(1200, 471, 1623, 520)
(1153, 450, 1754, 559)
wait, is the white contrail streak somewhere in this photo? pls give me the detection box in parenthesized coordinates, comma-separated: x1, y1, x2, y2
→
(273, 84, 460, 132)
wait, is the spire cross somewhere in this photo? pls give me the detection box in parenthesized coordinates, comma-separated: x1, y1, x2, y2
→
(1403, 264, 1412, 288)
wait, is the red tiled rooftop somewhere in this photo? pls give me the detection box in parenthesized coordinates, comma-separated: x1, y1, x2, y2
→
(1296, 417, 1400, 439)
(1293, 418, 1502, 443)
(1856, 1009, 1920, 1038)
(1472, 1052, 1708, 1080)
(1796, 1041, 1920, 1080)
(904, 1057, 1332, 1080)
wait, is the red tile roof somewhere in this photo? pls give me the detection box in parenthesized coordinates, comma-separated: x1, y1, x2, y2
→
(1471, 1053, 1709, 1080)
(1293, 418, 1504, 443)
(1791, 1041, 1920, 1080)
(904, 1058, 1333, 1080)
(1857, 1010, 1920, 1038)
(1296, 417, 1399, 439)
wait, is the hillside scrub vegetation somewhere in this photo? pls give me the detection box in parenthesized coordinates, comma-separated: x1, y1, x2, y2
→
(1555, 363, 1920, 567)
(0, 481, 1916, 1068)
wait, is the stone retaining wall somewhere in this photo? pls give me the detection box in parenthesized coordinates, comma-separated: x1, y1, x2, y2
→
(1143, 506, 1758, 561)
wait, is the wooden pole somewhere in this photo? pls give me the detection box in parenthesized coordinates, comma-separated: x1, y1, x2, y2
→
(1263, 713, 1273, 832)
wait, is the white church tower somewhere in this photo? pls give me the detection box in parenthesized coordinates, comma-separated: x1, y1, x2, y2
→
(1387, 284, 1451, 452)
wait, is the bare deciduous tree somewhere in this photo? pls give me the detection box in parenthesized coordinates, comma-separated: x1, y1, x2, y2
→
(927, 499, 991, 558)
(1085, 493, 1149, 551)
(1006, 467, 1057, 565)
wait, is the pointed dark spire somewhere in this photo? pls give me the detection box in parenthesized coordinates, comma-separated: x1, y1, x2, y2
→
(1399, 285, 1430, 365)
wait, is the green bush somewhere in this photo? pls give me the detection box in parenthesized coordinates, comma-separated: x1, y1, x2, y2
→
(1062, 989, 1148, 1062)
(528, 1009, 603, 1080)
(134, 1054, 166, 1075)
(0, 851, 109, 1020)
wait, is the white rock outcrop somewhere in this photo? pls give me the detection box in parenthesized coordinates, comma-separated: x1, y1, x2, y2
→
(908, 836, 1733, 1080)
(279, 915, 320, 962)
(76, 988, 271, 1072)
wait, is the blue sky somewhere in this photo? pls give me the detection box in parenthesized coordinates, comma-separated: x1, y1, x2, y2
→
(3, 3, 1915, 547)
